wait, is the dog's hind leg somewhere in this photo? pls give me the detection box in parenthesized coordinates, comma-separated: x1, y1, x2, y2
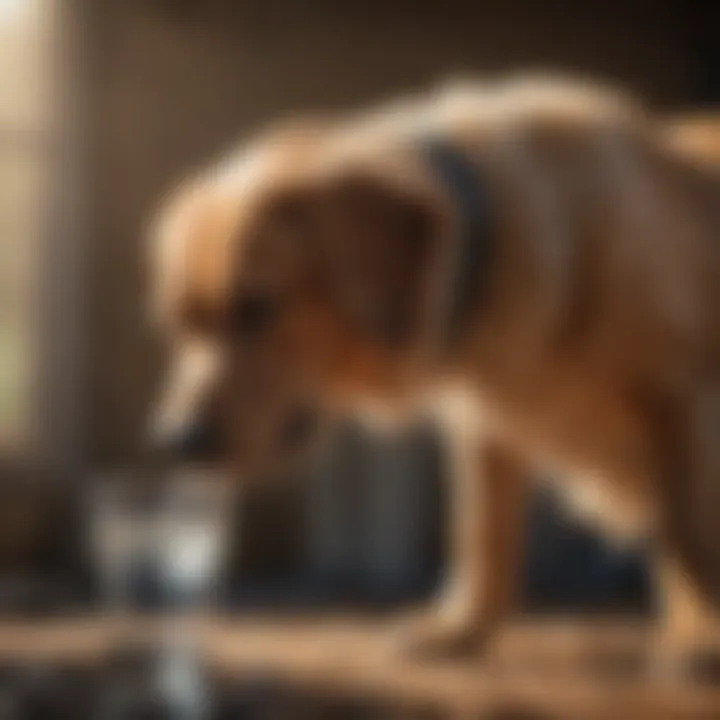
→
(648, 387, 720, 681)
(654, 553, 719, 681)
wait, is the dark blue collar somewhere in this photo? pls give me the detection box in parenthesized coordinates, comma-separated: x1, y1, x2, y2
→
(419, 136, 492, 350)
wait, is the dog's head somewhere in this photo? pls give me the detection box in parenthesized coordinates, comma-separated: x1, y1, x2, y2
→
(148, 122, 445, 478)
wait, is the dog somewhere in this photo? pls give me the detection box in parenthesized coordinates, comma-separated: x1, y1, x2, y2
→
(148, 76, 720, 672)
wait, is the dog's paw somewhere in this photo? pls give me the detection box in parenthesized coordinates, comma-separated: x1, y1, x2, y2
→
(383, 609, 490, 661)
(647, 631, 720, 685)
(649, 645, 720, 685)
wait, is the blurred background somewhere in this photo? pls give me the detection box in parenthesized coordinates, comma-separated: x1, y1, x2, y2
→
(0, 0, 718, 716)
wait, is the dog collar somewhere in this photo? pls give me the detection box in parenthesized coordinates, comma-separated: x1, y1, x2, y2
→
(419, 136, 492, 351)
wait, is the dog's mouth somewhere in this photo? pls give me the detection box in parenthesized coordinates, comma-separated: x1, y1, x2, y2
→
(172, 403, 324, 487)
(261, 403, 332, 484)
(150, 398, 326, 487)
(276, 404, 321, 455)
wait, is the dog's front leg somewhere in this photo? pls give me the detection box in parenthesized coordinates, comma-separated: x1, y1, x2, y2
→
(392, 426, 528, 659)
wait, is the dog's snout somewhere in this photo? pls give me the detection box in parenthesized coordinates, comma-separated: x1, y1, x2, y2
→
(151, 340, 225, 463)
(175, 419, 218, 461)
(155, 417, 220, 463)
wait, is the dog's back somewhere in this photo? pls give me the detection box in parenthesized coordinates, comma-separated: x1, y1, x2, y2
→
(664, 113, 720, 166)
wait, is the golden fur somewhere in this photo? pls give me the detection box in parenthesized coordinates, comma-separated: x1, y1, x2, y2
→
(665, 112, 720, 166)
(149, 76, 720, 670)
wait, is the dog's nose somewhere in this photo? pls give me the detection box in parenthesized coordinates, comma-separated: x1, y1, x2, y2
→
(159, 418, 219, 463)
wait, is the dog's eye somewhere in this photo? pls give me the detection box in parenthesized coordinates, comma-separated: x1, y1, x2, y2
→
(230, 293, 278, 337)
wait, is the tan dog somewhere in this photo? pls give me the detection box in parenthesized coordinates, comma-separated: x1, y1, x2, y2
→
(666, 112, 720, 165)
(149, 76, 720, 671)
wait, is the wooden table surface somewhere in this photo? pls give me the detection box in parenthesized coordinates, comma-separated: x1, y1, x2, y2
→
(0, 615, 718, 717)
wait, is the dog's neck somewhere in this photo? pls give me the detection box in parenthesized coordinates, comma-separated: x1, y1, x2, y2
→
(418, 136, 493, 356)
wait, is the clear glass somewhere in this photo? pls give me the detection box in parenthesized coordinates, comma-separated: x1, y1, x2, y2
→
(87, 470, 236, 719)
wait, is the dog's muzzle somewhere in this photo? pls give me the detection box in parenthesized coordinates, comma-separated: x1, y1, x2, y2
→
(150, 340, 225, 463)
(161, 416, 220, 463)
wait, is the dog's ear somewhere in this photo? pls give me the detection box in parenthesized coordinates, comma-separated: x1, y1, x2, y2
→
(306, 172, 440, 348)
(257, 171, 440, 348)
